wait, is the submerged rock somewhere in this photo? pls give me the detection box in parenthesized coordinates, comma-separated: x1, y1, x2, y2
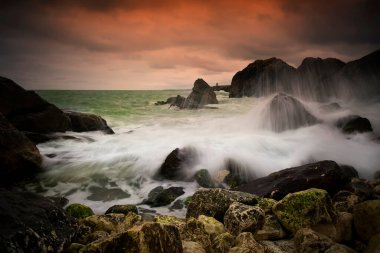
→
(0, 189, 77, 253)
(105, 204, 138, 215)
(262, 93, 318, 132)
(0, 113, 42, 185)
(182, 79, 218, 109)
(272, 188, 338, 234)
(223, 202, 265, 236)
(336, 115, 373, 134)
(66, 203, 94, 219)
(87, 186, 131, 201)
(65, 111, 114, 134)
(155, 147, 199, 181)
(186, 188, 259, 221)
(237, 160, 358, 200)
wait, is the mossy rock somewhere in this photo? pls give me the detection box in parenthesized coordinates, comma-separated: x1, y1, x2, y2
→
(272, 188, 338, 234)
(184, 196, 192, 207)
(212, 232, 235, 253)
(257, 198, 278, 213)
(194, 169, 216, 188)
(105, 204, 138, 215)
(198, 215, 225, 238)
(66, 203, 94, 219)
(154, 215, 186, 233)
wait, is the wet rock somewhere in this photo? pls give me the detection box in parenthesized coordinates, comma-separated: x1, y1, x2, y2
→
(82, 222, 182, 253)
(154, 215, 186, 234)
(238, 160, 358, 200)
(272, 188, 338, 234)
(65, 243, 85, 253)
(212, 232, 235, 253)
(0, 113, 42, 185)
(223, 159, 256, 188)
(186, 188, 259, 221)
(64, 111, 114, 134)
(333, 190, 361, 213)
(183, 240, 206, 253)
(229, 232, 264, 253)
(257, 198, 278, 214)
(336, 115, 373, 134)
(66, 203, 94, 219)
(254, 214, 287, 241)
(325, 244, 357, 253)
(155, 147, 199, 180)
(346, 178, 374, 200)
(105, 204, 138, 215)
(263, 93, 318, 132)
(145, 186, 185, 207)
(182, 218, 212, 252)
(260, 240, 295, 253)
(224, 202, 265, 236)
(87, 186, 131, 201)
(320, 102, 342, 112)
(366, 233, 380, 253)
(168, 95, 186, 108)
(0, 189, 77, 253)
(170, 199, 184, 210)
(195, 169, 217, 188)
(353, 200, 380, 242)
(48, 196, 69, 207)
(182, 79, 218, 109)
(198, 215, 225, 239)
(294, 228, 334, 253)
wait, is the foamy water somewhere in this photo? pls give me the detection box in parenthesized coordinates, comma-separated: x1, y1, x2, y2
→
(28, 91, 380, 217)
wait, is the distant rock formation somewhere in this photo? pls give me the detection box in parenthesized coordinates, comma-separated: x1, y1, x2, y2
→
(229, 49, 380, 101)
(182, 79, 218, 109)
(261, 93, 318, 132)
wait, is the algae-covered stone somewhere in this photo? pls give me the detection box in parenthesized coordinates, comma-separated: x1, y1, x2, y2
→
(66, 203, 94, 219)
(257, 198, 278, 213)
(105, 204, 138, 215)
(82, 222, 182, 253)
(229, 232, 264, 253)
(64, 243, 85, 253)
(195, 169, 216, 188)
(224, 202, 265, 236)
(80, 212, 142, 234)
(184, 196, 192, 207)
(182, 240, 206, 253)
(154, 215, 186, 233)
(254, 214, 287, 241)
(353, 199, 380, 242)
(294, 228, 334, 253)
(198, 215, 225, 239)
(212, 232, 235, 253)
(186, 188, 259, 221)
(272, 188, 337, 233)
(182, 218, 212, 252)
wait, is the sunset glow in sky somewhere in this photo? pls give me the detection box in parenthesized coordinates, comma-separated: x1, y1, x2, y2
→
(0, 0, 379, 89)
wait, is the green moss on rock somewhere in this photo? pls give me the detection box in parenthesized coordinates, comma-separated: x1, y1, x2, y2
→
(66, 203, 94, 219)
(105, 204, 138, 215)
(272, 188, 337, 234)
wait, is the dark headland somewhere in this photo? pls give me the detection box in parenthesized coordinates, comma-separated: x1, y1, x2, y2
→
(1, 50, 380, 253)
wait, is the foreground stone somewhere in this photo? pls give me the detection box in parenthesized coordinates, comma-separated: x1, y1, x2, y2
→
(186, 188, 259, 221)
(229, 232, 264, 253)
(0, 113, 42, 185)
(182, 240, 205, 253)
(254, 214, 287, 240)
(0, 189, 77, 253)
(82, 222, 182, 253)
(353, 200, 380, 242)
(223, 202, 265, 236)
(212, 232, 235, 253)
(238, 160, 358, 200)
(294, 228, 334, 253)
(272, 188, 337, 234)
(260, 240, 295, 253)
(66, 203, 94, 219)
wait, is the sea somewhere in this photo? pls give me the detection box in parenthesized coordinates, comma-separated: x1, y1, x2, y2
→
(27, 90, 380, 217)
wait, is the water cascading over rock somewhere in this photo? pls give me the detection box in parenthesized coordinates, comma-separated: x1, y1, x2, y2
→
(261, 93, 318, 132)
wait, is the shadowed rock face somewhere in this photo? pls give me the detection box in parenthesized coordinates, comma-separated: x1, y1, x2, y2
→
(262, 93, 318, 132)
(183, 79, 218, 109)
(229, 58, 297, 98)
(65, 111, 114, 134)
(0, 113, 42, 185)
(237, 160, 358, 200)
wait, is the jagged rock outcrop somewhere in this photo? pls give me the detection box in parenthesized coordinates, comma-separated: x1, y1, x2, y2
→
(182, 79, 218, 109)
(237, 161, 358, 200)
(0, 113, 42, 185)
(65, 111, 114, 134)
(261, 93, 318, 132)
(229, 58, 297, 98)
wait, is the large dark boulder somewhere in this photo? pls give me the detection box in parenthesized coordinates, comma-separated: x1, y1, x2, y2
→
(336, 115, 373, 134)
(65, 111, 114, 134)
(182, 79, 218, 109)
(0, 189, 77, 253)
(168, 95, 186, 108)
(0, 76, 71, 133)
(0, 113, 42, 185)
(229, 58, 297, 98)
(155, 147, 199, 181)
(237, 161, 358, 200)
(262, 93, 318, 132)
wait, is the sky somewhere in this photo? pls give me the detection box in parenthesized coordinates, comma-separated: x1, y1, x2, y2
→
(0, 0, 379, 90)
